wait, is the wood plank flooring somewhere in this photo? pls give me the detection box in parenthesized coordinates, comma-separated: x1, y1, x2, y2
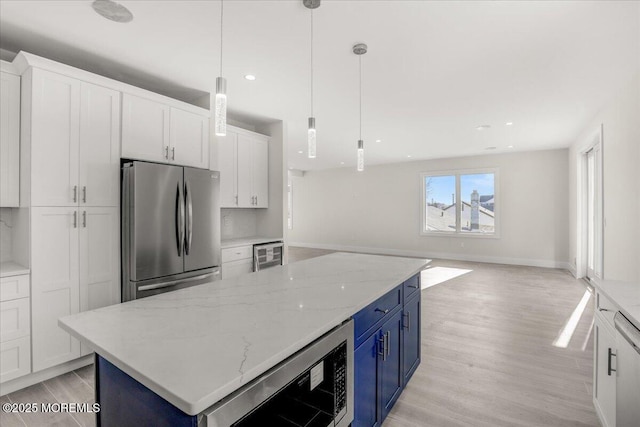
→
(1, 249, 599, 426)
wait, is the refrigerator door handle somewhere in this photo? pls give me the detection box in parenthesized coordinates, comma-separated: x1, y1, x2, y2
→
(185, 181, 193, 255)
(176, 182, 185, 256)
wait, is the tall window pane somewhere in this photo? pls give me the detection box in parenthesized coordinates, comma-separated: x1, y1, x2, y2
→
(425, 175, 456, 232)
(460, 173, 495, 233)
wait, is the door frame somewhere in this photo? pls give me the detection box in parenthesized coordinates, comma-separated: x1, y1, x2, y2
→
(576, 124, 604, 280)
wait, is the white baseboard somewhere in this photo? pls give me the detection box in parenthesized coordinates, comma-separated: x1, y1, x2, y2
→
(289, 242, 572, 270)
(0, 355, 93, 396)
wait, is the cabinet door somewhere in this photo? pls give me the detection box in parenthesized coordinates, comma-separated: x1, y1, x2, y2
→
(31, 207, 80, 372)
(380, 309, 403, 422)
(30, 68, 80, 207)
(353, 332, 381, 427)
(236, 135, 253, 207)
(79, 83, 120, 207)
(221, 259, 253, 279)
(121, 94, 170, 163)
(170, 107, 209, 169)
(79, 207, 119, 356)
(0, 336, 31, 383)
(251, 138, 269, 208)
(0, 71, 20, 207)
(402, 294, 421, 384)
(594, 315, 616, 427)
(217, 132, 238, 207)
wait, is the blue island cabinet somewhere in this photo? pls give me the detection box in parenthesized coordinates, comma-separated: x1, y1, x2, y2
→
(353, 273, 422, 427)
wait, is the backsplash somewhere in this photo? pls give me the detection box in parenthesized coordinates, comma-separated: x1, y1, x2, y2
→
(0, 208, 13, 263)
(221, 208, 258, 240)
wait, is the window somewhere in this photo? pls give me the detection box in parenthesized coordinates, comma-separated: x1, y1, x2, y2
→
(421, 169, 498, 236)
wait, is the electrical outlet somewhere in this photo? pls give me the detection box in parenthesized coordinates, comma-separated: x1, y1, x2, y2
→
(223, 215, 232, 231)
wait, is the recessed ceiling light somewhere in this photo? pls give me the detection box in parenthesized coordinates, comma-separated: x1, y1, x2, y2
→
(92, 0, 133, 23)
(340, 162, 345, 165)
(407, 155, 412, 158)
(505, 122, 513, 126)
(375, 139, 381, 143)
(244, 74, 256, 81)
(507, 145, 514, 148)
(476, 125, 491, 130)
(485, 146, 497, 150)
(297, 150, 303, 154)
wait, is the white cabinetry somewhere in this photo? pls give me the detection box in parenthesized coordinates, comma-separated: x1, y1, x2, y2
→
(0, 68, 21, 207)
(28, 68, 120, 207)
(122, 94, 209, 169)
(0, 274, 31, 383)
(221, 246, 254, 279)
(215, 127, 268, 208)
(31, 206, 119, 370)
(593, 291, 617, 427)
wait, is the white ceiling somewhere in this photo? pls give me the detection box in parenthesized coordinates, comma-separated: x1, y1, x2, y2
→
(1, 1, 638, 171)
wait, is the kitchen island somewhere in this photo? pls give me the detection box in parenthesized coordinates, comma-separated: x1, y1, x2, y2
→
(59, 252, 428, 425)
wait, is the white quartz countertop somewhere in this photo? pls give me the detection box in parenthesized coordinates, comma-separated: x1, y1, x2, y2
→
(592, 278, 640, 329)
(60, 253, 429, 415)
(221, 236, 283, 249)
(0, 261, 30, 278)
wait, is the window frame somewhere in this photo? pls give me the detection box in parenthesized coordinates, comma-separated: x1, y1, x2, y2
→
(420, 167, 500, 239)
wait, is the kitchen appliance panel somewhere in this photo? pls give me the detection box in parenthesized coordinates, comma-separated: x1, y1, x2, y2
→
(184, 167, 220, 272)
(127, 162, 184, 281)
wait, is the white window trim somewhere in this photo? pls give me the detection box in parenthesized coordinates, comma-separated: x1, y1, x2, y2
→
(420, 167, 500, 239)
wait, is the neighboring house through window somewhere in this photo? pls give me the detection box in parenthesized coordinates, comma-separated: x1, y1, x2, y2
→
(421, 169, 498, 236)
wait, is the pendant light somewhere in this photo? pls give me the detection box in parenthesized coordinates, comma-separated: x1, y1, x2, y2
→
(215, 0, 227, 136)
(353, 43, 367, 171)
(304, 0, 320, 158)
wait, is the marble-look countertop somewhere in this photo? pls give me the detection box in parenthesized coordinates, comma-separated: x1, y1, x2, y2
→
(592, 278, 640, 330)
(60, 253, 429, 415)
(0, 261, 30, 278)
(221, 236, 283, 249)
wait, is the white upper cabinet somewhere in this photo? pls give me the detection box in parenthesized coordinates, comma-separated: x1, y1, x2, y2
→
(217, 132, 238, 207)
(29, 68, 81, 207)
(216, 126, 269, 208)
(0, 69, 21, 207)
(28, 68, 120, 207)
(170, 107, 209, 169)
(121, 93, 170, 163)
(122, 94, 210, 168)
(79, 83, 121, 207)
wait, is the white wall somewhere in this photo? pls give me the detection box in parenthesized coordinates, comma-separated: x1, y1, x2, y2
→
(569, 73, 640, 282)
(290, 149, 570, 268)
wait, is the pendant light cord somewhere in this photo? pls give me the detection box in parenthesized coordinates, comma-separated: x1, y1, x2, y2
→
(359, 55, 362, 140)
(310, 9, 314, 117)
(219, 0, 224, 77)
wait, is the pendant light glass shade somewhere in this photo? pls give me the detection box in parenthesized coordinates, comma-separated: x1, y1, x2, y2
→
(308, 117, 316, 158)
(215, 77, 227, 136)
(357, 139, 364, 172)
(353, 43, 367, 172)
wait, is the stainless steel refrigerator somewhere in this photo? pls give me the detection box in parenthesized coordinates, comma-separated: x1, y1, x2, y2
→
(121, 161, 221, 301)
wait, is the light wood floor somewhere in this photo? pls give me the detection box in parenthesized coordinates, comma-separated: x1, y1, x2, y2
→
(1, 248, 599, 426)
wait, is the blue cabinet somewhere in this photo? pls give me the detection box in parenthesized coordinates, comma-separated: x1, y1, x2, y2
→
(353, 273, 422, 427)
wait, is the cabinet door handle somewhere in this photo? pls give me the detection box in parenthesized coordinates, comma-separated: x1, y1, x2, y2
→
(608, 348, 616, 376)
(375, 308, 389, 314)
(255, 195, 258, 205)
(82, 211, 87, 228)
(378, 334, 385, 359)
(385, 331, 390, 359)
(172, 147, 175, 160)
(403, 311, 410, 331)
(165, 146, 169, 159)
(82, 186, 87, 203)
(235, 195, 238, 205)
(599, 308, 612, 312)
(72, 211, 77, 228)
(72, 185, 77, 203)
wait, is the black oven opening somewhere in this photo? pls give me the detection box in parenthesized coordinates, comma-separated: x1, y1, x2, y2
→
(232, 341, 348, 427)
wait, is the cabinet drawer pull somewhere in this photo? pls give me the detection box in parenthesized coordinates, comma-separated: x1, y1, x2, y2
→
(608, 348, 616, 376)
(82, 211, 87, 228)
(407, 284, 419, 289)
(72, 185, 77, 203)
(82, 186, 87, 203)
(165, 146, 169, 159)
(403, 312, 410, 331)
(375, 308, 389, 314)
(599, 308, 612, 312)
(72, 211, 77, 228)
(172, 147, 175, 160)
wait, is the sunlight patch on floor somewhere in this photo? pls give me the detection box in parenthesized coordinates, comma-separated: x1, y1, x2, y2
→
(421, 266, 472, 289)
(553, 288, 592, 348)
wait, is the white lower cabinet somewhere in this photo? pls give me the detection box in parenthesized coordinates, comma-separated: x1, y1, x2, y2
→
(594, 312, 616, 427)
(221, 246, 254, 279)
(31, 206, 119, 370)
(0, 274, 31, 383)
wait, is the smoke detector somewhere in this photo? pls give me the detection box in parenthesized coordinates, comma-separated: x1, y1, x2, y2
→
(92, 0, 133, 23)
